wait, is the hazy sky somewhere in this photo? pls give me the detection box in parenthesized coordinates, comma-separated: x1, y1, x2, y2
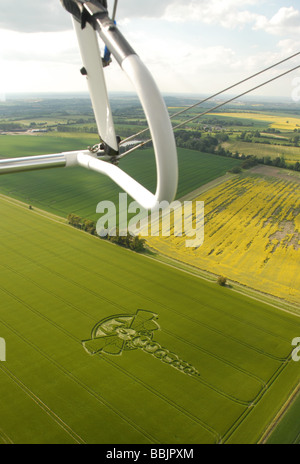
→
(0, 0, 300, 99)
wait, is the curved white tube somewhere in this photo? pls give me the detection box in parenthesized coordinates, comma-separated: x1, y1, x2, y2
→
(77, 153, 156, 209)
(121, 54, 178, 207)
(74, 20, 178, 209)
(78, 54, 178, 209)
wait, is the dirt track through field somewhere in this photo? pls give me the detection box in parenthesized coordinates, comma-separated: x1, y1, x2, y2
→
(250, 165, 300, 184)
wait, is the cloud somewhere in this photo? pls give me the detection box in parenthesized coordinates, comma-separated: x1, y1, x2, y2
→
(1, 1, 299, 97)
(3, 0, 299, 40)
(0, 0, 71, 32)
(163, 0, 260, 27)
(105, 28, 238, 94)
(0, 0, 258, 31)
(162, 1, 300, 39)
(0, 0, 174, 32)
(0, 29, 79, 64)
(118, 0, 300, 40)
(277, 38, 300, 55)
(110, 0, 173, 19)
(254, 6, 300, 36)
(114, 0, 261, 25)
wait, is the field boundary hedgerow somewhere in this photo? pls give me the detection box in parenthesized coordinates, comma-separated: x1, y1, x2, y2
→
(0, 193, 67, 226)
(177, 172, 236, 202)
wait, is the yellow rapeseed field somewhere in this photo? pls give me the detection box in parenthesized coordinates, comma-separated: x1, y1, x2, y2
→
(145, 175, 300, 305)
(211, 112, 300, 130)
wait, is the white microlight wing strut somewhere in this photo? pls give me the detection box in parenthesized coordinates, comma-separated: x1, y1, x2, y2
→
(73, 18, 118, 153)
(73, 49, 179, 209)
(73, 6, 178, 209)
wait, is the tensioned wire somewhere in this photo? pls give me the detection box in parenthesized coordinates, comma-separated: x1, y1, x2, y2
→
(120, 52, 300, 157)
(106, 2, 300, 152)
(118, 65, 300, 159)
(174, 64, 300, 129)
(112, 0, 118, 21)
(119, 51, 300, 146)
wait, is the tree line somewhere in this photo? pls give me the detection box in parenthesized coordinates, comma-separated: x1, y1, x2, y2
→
(216, 145, 300, 172)
(175, 129, 300, 172)
(0, 122, 27, 131)
(237, 130, 300, 147)
(67, 213, 146, 252)
(174, 129, 228, 153)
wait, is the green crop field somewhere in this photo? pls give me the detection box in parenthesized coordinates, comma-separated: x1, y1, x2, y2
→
(0, 198, 299, 444)
(222, 140, 300, 165)
(266, 392, 300, 444)
(0, 135, 241, 220)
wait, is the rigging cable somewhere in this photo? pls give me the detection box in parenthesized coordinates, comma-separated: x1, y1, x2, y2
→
(118, 63, 300, 159)
(112, 0, 119, 21)
(119, 51, 300, 147)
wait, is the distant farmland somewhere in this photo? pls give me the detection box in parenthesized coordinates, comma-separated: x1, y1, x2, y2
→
(222, 140, 300, 166)
(212, 112, 300, 131)
(145, 173, 300, 306)
(0, 198, 299, 444)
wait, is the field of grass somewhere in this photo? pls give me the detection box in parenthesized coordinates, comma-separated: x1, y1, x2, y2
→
(267, 391, 300, 444)
(0, 198, 299, 444)
(222, 140, 300, 165)
(0, 133, 99, 155)
(0, 134, 241, 221)
(145, 173, 300, 306)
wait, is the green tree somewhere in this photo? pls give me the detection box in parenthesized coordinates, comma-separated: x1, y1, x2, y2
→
(217, 276, 227, 287)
